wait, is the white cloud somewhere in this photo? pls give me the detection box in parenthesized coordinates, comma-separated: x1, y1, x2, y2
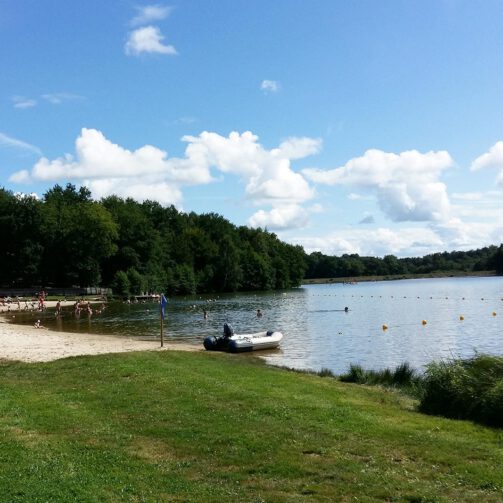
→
(249, 205, 309, 230)
(10, 128, 212, 206)
(451, 192, 483, 201)
(260, 80, 279, 93)
(125, 26, 177, 55)
(471, 141, 503, 186)
(182, 131, 317, 206)
(275, 137, 321, 160)
(293, 227, 445, 257)
(10, 129, 319, 218)
(431, 218, 503, 251)
(0, 132, 41, 155)
(41, 93, 84, 105)
(12, 96, 37, 109)
(130, 5, 172, 26)
(304, 148, 453, 222)
(9, 170, 31, 183)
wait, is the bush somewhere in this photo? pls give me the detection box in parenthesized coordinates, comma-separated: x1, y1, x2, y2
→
(339, 362, 418, 390)
(419, 355, 503, 427)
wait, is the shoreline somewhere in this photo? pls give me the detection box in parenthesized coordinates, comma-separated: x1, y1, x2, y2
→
(301, 270, 497, 285)
(0, 300, 201, 363)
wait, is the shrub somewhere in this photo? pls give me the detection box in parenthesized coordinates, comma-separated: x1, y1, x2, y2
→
(419, 355, 503, 427)
(339, 362, 418, 390)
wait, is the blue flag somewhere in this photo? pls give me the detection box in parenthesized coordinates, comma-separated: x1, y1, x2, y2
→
(160, 294, 168, 320)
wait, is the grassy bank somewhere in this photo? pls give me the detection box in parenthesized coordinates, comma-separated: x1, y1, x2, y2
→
(302, 270, 497, 285)
(0, 351, 502, 502)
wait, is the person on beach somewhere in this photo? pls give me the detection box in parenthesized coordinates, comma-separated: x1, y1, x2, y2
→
(55, 300, 62, 316)
(34, 319, 44, 329)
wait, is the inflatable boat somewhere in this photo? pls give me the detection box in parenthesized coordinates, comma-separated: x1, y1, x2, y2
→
(204, 324, 283, 353)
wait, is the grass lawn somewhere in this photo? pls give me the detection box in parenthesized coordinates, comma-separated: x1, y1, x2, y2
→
(0, 351, 502, 502)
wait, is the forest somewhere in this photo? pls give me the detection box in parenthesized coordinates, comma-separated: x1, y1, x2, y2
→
(305, 245, 503, 279)
(0, 184, 306, 295)
(1, 184, 502, 296)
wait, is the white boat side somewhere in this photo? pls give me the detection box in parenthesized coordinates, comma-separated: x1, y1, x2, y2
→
(228, 331, 283, 352)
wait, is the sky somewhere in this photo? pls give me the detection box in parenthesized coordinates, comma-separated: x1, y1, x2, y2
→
(1, 0, 503, 258)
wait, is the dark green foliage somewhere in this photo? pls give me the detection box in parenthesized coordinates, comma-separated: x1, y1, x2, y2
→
(419, 355, 503, 427)
(317, 367, 335, 377)
(112, 270, 130, 297)
(339, 362, 418, 390)
(306, 245, 503, 279)
(0, 185, 307, 294)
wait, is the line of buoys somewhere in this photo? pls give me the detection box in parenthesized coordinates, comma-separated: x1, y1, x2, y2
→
(380, 312, 497, 331)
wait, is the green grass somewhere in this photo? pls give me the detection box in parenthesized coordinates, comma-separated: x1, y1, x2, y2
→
(0, 351, 502, 502)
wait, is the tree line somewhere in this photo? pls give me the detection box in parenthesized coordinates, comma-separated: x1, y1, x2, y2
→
(305, 245, 503, 279)
(0, 184, 306, 296)
(1, 183, 501, 296)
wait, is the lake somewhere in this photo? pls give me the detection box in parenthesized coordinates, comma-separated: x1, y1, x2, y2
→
(11, 276, 503, 374)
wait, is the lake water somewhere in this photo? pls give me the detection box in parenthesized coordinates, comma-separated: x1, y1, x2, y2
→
(11, 276, 503, 374)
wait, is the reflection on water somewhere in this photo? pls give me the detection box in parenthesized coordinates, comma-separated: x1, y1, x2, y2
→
(8, 276, 503, 374)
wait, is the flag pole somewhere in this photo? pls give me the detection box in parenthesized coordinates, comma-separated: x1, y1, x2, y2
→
(160, 293, 167, 348)
(160, 307, 164, 347)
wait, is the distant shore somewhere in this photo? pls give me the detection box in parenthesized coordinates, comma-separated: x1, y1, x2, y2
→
(301, 270, 497, 285)
(0, 300, 200, 363)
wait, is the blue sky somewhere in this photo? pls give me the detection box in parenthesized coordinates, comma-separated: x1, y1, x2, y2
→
(2, 0, 503, 257)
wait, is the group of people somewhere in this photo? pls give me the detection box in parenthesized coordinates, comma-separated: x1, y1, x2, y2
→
(0, 294, 46, 312)
(73, 300, 106, 317)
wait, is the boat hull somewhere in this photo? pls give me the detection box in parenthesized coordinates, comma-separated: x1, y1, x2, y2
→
(203, 331, 283, 352)
(228, 331, 283, 353)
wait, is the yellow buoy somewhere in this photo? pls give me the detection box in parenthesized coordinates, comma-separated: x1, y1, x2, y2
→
(422, 319, 427, 325)
(382, 324, 388, 330)
(459, 315, 464, 320)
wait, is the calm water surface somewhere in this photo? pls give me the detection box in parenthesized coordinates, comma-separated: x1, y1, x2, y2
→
(11, 276, 503, 374)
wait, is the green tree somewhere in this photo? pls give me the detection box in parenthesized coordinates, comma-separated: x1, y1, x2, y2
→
(112, 270, 130, 297)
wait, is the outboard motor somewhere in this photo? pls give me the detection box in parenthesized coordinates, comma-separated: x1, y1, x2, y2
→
(203, 335, 219, 350)
(203, 324, 235, 351)
(223, 323, 234, 338)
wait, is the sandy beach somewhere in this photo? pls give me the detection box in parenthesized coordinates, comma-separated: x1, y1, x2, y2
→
(0, 300, 200, 363)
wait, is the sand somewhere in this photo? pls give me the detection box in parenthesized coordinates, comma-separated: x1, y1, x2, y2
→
(0, 300, 200, 363)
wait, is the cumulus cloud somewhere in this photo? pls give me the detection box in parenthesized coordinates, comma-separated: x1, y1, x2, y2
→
(431, 218, 503, 251)
(181, 132, 317, 206)
(304, 148, 453, 222)
(10, 128, 212, 205)
(130, 4, 172, 26)
(248, 205, 309, 230)
(275, 137, 321, 160)
(293, 227, 445, 257)
(125, 26, 177, 55)
(10, 128, 319, 224)
(471, 141, 503, 186)
(260, 80, 279, 93)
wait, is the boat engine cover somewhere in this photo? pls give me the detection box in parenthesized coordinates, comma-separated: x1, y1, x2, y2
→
(203, 336, 219, 350)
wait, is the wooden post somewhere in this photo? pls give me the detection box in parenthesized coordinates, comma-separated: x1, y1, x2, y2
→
(160, 305, 164, 347)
